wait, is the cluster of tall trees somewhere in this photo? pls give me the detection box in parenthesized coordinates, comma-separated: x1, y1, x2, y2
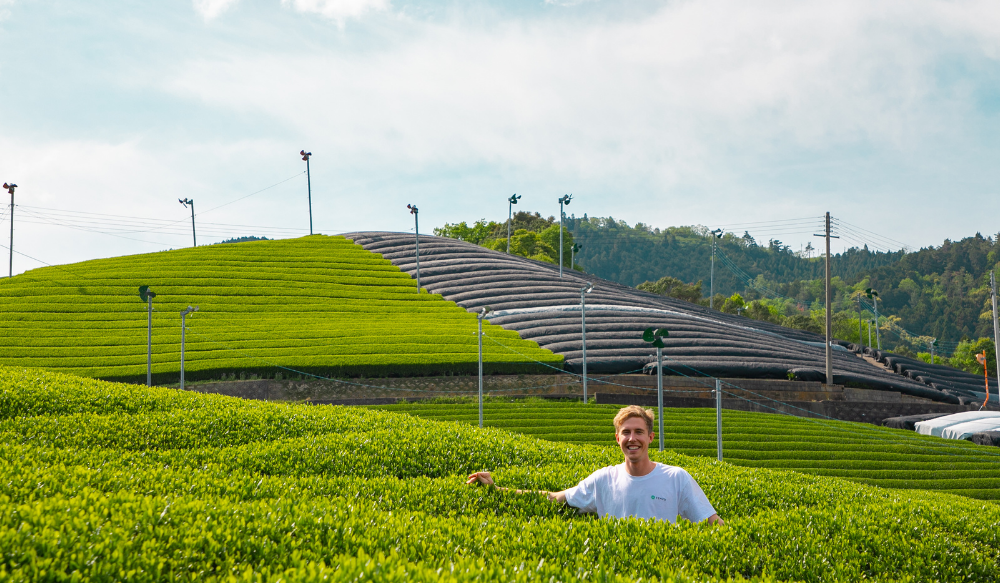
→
(434, 213, 575, 267)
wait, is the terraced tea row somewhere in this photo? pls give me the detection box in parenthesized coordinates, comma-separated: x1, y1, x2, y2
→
(373, 401, 1000, 500)
(2, 365, 1000, 581)
(0, 236, 561, 381)
(344, 232, 992, 405)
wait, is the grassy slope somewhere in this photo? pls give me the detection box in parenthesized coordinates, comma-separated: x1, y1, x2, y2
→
(0, 236, 560, 382)
(2, 365, 1000, 582)
(374, 400, 1000, 500)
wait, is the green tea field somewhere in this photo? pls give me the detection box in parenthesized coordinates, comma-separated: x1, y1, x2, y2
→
(374, 400, 1000, 500)
(0, 236, 560, 382)
(2, 365, 1000, 582)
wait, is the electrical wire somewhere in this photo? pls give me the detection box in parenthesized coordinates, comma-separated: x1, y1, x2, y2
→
(7, 171, 308, 248)
(16, 207, 309, 238)
(833, 218, 913, 251)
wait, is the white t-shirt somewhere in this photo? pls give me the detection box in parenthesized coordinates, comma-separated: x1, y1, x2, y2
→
(563, 463, 716, 524)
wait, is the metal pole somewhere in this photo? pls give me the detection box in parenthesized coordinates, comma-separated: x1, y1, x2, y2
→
(408, 206, 420, 293)
(867, 319, 872, 348)
(857, 295, 863, 350)
(507, 200, 513, 254)
(180, 311, 186, 390)
(5, 183, 17, 278)
(710, 238, 716, 309)
(560, 198, 563, 277)
(190, 200, 197, 247)
(874, 298, 881, 350)
(930, 341, 934, 365)
(147, 295, 153, 387)
(992, 271, 1000, 385)
(478, 314, 483, 428)
(715, 379, 723, 461)
(581, 289, 587, 404)
(824, 212, 833, 386)
(306, 156, 313, 236)
(657, 346, 664, 452)
(8, 188, 13, 278)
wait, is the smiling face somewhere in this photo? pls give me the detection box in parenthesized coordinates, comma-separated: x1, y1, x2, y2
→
(615, 416, 654, 464)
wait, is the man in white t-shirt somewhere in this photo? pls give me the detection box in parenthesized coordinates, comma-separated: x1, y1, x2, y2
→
(466, 405, 724, 525)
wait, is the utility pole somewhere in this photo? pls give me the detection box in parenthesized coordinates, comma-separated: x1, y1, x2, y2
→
(300, 151, 313, 235)
(408, 204, 420, 292)
(992, 271, 1000, 384)
(580, 283, 593, 403)
(139, 286, 157, 386)
(506, 194, 520, 253)
(4, 183, 16, 278)
(558, 194, 572, 277)
(857, 293, 864, 350)
(571, 243, 581, 272)
(180, 306, 198, 390)
(866, 289, 881, 350)
(814, 213, 838, 386)
(874, 298, 881, 350)
(179, 198, 196, 247)
(710, 229, 723, 308)
(929, 339, 935, 365)
(477, 307, 490, 428)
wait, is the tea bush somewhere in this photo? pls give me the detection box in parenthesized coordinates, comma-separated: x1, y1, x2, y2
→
(0, 236, 560, 382)
(377, 400, 1000, 500)
(1, 366, 999, 582)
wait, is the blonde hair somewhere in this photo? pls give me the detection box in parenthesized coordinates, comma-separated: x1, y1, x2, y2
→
(613, 405, 654, 434)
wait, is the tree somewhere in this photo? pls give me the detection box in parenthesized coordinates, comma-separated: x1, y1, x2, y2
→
(745, 300, 782, 324)
(950, 337, 997, 377)
(637, 276, 705, 304)
(720, 293, 745, 315)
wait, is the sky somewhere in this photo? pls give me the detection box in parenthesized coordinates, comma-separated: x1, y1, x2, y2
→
(1, 0, 1000, 275)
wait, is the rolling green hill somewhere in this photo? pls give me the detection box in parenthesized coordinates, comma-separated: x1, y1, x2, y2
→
(2, 365, 1000, 581)
(0, 236, 560, 383)
(377, 400, 1000, 500)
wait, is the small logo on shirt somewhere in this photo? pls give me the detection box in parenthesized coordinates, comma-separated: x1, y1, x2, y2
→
(651, 495, 667, 502)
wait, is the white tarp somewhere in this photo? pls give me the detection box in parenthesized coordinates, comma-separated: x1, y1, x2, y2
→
(939, 417, 1000, 440)
(915, 411, 1000, 438)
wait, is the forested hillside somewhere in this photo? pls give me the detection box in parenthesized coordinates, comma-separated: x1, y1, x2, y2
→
(566, 215, 902, 290)
(435, 213, 1000, 362)
(435, 212, 901, 291)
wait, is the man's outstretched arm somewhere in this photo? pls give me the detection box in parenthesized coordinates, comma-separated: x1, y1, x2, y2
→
(465, 471, 568, 503)
(706, 513, 724, 526)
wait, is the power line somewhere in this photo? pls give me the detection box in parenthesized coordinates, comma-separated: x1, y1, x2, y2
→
(17, 206, 309, 236)
(833, 218, 913, 250)
(9, 171, 308, 245)
(195, 171, 306, 217)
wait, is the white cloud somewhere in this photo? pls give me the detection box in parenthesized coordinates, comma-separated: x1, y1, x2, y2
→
(7, 0, 1000, 271)
(193, 0, 241, 21)
(166, 2, 949, 172)
(0, 0, 15, 22)
(282, 0, 390, 24)
(154, 0, 1000, 249)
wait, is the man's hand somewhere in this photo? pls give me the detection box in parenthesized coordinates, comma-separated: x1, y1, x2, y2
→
(706, 514, 724, 526)
(466, 471, 495, 486)
(466, 472, 567, 504)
